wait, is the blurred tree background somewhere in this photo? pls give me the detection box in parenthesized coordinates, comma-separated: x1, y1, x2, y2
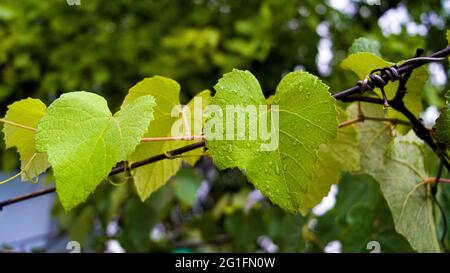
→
(0, 0, 449, 252)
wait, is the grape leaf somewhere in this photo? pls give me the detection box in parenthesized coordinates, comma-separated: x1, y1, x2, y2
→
(434, 92, 450, 145)
(36, 91, 155, 211)
(349, 103, 440, 252)
(171, 168, 203, 207)
(206, 69, 338, 213)
(377, 133, 441, 252)
(349, 37, 381, 56)
(205, 69, 266, 170)
(299, 108, 360, 215)
(122, 77, 210, 201)
(2, 98, 49, 180)
(341, 52, 427, 133)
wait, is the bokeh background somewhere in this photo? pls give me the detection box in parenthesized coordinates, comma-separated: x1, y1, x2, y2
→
(0, 0, 449, 252)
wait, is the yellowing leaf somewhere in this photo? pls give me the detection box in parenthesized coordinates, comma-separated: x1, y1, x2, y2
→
(36, 92, 155, 211)
(122, 77, 210, 201)
(122, 76, 182, 201)
(299, 108, 360, 215)
(2, 98, 49, 180)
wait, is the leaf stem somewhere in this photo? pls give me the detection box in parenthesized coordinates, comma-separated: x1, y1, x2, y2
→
(180, 106, 192, 138)
(141, 135, 205, 142)
(337, 117, 361, 128)
(425, 177, 450, 184)
(0, 118, 36, 132)
(0, 172, 22, 185)
(338, 115, 411, 128)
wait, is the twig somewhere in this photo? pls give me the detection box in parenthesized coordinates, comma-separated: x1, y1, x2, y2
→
(338, 115, 411, 128)
(0, 187, 56, 210)
(340, 96, 385, 104)
(109, 140, 205, 176)
(338, 98, 411, 128)
(337, 117, 361, 128)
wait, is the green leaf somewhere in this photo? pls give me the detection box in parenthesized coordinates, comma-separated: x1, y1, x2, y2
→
(341, 52, 427, 133)
(349, 37, 381, 56)
(172, 168, 202, 207)
(2, 98, 49, 180)
(377, 133, 441, 252)
(206, 69, 338, 213)
(36, 91, 155, 211)
(299, 108, 360, 215)
(434, 96, 450, 145)
(205, 69, 266, 170)
(434, 111, 450, 145)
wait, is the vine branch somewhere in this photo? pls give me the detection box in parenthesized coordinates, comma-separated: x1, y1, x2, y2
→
(0, 140, 205, 210)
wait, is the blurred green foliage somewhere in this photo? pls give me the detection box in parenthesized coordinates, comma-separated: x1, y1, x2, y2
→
(1, 0, 450, 252)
